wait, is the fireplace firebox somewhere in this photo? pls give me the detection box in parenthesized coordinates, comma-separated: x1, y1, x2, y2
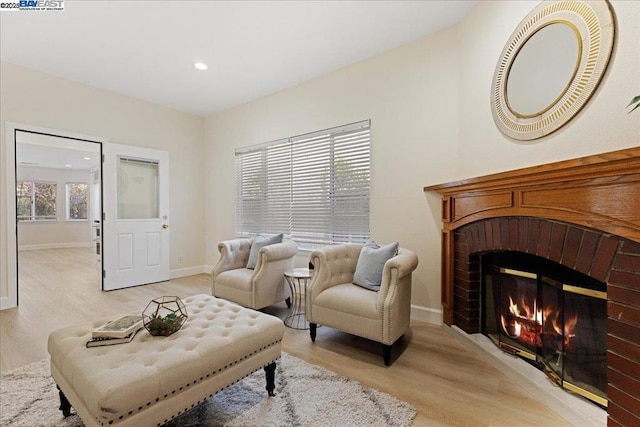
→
(482, 252, 607, 406)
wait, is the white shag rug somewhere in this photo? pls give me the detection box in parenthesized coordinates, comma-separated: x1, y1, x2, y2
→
(1, 353, 416, 426)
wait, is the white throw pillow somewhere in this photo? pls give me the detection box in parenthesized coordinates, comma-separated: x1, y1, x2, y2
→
(352, 240, 399, 291)
(246, 234, 283, 269)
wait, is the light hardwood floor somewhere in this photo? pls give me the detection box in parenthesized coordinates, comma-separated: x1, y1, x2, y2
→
(1, 248, 573, 426)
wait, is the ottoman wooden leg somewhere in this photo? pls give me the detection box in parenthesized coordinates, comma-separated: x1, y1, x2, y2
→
(57, 385, 72, 417)
(264, 362, 276, 397)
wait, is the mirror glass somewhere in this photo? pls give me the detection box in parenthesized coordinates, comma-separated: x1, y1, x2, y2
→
(506, 23, 580, 117)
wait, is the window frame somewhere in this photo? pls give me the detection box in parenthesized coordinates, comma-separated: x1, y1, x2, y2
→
(16, 180, 58, 222)
(66, 181, 89, 221)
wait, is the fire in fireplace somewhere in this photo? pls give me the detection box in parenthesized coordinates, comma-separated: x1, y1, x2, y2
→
(482, 251, 607, 407)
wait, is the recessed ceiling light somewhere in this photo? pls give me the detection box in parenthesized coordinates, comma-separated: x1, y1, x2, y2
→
(83, 157, 91, 160)
(65, 164, 72, 168)
(194, 62, 208, 71)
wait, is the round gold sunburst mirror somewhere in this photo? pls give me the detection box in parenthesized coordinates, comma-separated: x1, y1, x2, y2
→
(491, 0, 615, 141)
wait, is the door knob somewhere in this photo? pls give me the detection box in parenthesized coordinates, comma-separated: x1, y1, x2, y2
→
(162, 224, 169, 229)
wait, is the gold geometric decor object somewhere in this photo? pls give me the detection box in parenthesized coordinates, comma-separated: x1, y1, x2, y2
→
(142, 296, 188, 336)
(491, 0, 615, 141)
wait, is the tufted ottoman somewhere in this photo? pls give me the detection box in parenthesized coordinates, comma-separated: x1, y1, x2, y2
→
(47, 294, 284, 427)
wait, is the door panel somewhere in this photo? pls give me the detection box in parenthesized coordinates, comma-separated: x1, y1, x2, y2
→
(117, 234, 134, 270)
(103, 143, 169, 290)
(147, 232, 161, 266)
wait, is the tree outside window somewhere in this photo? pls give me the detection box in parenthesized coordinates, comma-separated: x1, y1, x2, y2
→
(16, 181, 33, 220)
(66, 182, 88, 220)
(16, 181, 57, 221)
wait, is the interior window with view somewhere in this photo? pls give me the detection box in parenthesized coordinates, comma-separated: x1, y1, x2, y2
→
(235, 120, 370, 249)
(16, 181, 57, 221)
(66, 182, 88, 220)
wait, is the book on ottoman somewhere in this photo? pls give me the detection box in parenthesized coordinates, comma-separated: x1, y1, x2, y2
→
(86, 328, 140, 348)
(92, 315, 143, 339)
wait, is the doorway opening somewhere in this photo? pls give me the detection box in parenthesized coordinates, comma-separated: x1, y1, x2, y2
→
(14, 129, 103, 305)
(5, 123, 170, 309)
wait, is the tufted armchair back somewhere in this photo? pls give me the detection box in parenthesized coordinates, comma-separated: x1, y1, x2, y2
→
(213, 238, 253, 276)
(306, 243, 418, 365)
(212, 238, 298, 310)
(307, 243, 362, 299)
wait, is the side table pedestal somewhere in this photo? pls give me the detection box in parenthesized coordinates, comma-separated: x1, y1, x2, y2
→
(283, 268, 312, 330)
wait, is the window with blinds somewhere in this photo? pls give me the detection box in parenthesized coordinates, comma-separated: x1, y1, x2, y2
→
(235, 120, 370, 249)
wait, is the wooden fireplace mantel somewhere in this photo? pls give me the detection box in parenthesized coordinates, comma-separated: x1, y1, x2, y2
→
(424, 147, 640, 242)
(424, 147, 640, 326)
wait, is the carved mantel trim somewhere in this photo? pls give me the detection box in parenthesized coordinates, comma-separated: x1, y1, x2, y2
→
(424, 147, 640, 326)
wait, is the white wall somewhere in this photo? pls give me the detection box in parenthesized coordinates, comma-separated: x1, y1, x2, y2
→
(203, 0, 640, 323)
(1, 61, 206, 301)
(455, 0, 640, 179)
(17, 166, 92, 249)
(204, 23, 460, 322)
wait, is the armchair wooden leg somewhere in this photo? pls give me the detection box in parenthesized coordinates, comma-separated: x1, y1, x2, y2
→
(310, 323, 317, 342)
(383, 344, 392, 366)
(285, 297, 291, 308)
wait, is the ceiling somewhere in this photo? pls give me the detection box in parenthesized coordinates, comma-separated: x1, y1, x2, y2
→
(1, 0, 478, 117)
(16, 131, 101, 171)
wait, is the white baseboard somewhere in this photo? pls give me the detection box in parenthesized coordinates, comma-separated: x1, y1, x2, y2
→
(410, 305, 442, 325)
(170, 265, 212, 279)
(18, 242, 93, 251)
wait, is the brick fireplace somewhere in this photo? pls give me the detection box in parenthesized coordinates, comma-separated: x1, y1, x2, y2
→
(425, 147, 640, 426)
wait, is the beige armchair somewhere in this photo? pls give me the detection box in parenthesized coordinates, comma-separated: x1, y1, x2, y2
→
(306, 243, 418, 365)
(212, 238, 298, 310)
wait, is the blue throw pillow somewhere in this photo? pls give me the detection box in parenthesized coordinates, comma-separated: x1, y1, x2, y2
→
(353, 240, 399, 291)
(246, 234, 283, 269)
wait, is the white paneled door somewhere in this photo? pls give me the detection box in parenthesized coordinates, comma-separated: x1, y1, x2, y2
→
(103, 144, 170, 290)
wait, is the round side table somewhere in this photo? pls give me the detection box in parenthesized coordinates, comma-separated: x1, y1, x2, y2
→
(283, 268, 312, 330)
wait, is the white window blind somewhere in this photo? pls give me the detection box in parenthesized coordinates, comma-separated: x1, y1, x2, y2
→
(235, 120, 370, 249)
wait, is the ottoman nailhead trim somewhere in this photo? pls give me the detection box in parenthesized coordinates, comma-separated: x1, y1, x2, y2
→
(95, 340, 282, 426)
